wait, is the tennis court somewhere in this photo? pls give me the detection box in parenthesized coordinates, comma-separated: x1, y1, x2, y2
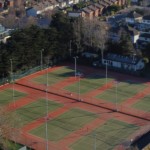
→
(30, 108, 97, 141)
(1, 64, 149, 150)
(0, 89, 26, 106)
(70, 119, 139, 150)
(16, 98, 63, 127)
(132, 95, 150, 112)
(32, 67, 74, 86)
(64, 75, 113, 94)
(95, 81, 146, 103)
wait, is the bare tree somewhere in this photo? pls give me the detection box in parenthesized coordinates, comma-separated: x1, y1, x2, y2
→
(73, 18, 109, 55)
(82, 18, 109, 57)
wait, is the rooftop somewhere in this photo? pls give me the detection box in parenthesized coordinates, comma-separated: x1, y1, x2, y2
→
(94, 3, 103, 8)
(88, 5, 98, 11)
(127, 11, 142, 19)
(143, 15, 150, 20)
(140, 33, 150, 38)
(82, 7, 93, 13)
(104, 53, 140, 64)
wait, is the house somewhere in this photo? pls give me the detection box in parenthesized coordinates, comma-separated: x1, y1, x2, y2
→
(57, 0, 67, 8)
(88, 5, 99, 17)
(81, 7, 94, 19)
(82, 52, 98, 58)
(137, 15, 150, 31)
(102, 0, 113, 5)
(109, 26, 140, 44)
(137, 33, 150, 48)
(7, 0, 14, 7)
(93, 3, 104, 15)
(131, 0, 138, 3)
(26, 1, 57, 16)
(126, 11, 143, 25)
(26, 7, 37, 17)
(110, 0, 118, 5)
(102, 53, 145, 71)
(98, 1, 109, 8)
(0, 24, 11, 43)
(119, 0, 126, 5)
(139, 33, 150, 43)
(0, 0, 3, 8)
(127, 26, 140, 44)
(68, 11, 82, 17)
(66, 0, 74, 6)
(73, 0, 79, 4)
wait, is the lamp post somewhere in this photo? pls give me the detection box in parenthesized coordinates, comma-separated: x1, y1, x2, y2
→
(41, 49, 44, 70)
(115, 80, 118, 112)
(78, 74, 81, 101)
(10, 59, 15, 107)
(73, 56, 78, 78)
(45, 62, 49, 150)
(106, 61, 108, 87)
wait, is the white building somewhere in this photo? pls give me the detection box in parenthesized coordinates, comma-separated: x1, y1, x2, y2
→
(102, 53, 145, 71)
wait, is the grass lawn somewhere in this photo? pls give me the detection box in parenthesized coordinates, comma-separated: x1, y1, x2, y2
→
(30, 108, 97, 141)
(16, 99, 63, 127)
(132, 95, 150, 112)
(64, 75, 112, 94)
(32, 67, 74, 85)
(70, 119, 139, 150)
(0, 89, 26, 106)
(96, 81, 146, 104)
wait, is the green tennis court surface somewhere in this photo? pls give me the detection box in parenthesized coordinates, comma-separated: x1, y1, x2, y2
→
(64, 75, 112, 94)
(16, 99, 63, 127)
(96, 81, 146, 103)
(0, 89, 26, 105)
(30, 108, 97, 141)
(132, 95, 150, 112)
(70, 119, 139, 150)
(32, 67, 74, 85)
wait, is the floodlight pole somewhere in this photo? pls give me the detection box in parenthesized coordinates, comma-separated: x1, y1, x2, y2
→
(10, 59, 15, 107)
(106, 62, 108, 87)
(78, 75, 81, 101)
(74, 56, 78, 78)
(45, 63, 49, 150)
(41, 49, 44, 70)
(115, 80, 118, 112)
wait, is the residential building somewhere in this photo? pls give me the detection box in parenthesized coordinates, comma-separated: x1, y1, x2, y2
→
(57, 0, 67, 8)
(26, 1, 58, 16)
(109, 26, 140, 44)
(126, 11, 143, 25)
(137, 33, 150, 48)
(93, 3, 104, 15)
(81, 7, 94, 19)
(68, 11, 82, 17)
(0, 24, 11, 43)
(102, 53, 145, 71)
(88, 5, 99, 17)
